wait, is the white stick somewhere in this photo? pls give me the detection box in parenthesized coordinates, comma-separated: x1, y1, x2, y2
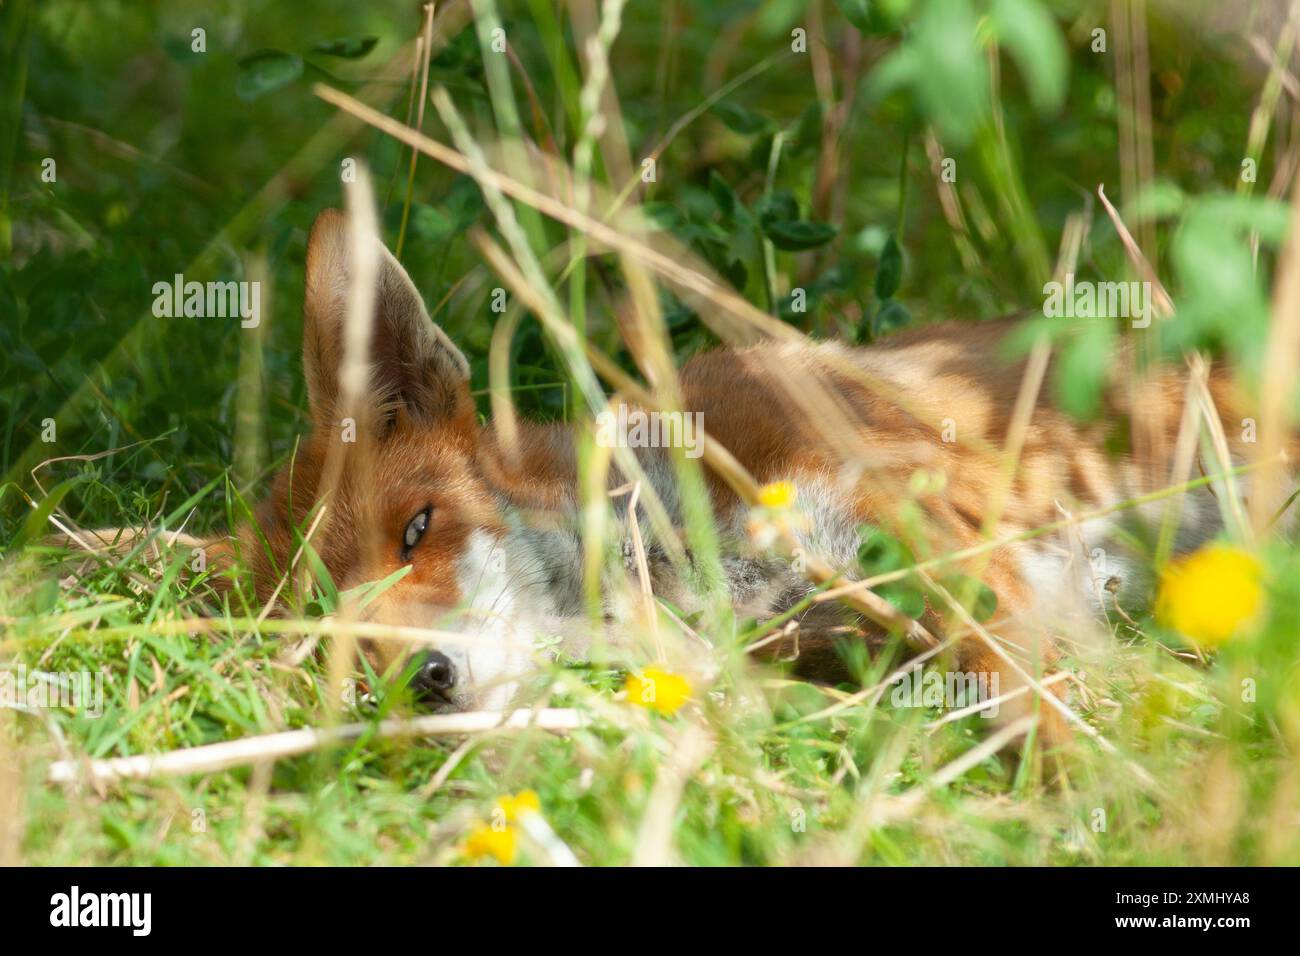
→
(47, 708, 585, 785)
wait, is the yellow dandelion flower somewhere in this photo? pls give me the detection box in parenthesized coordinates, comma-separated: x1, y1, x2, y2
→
(1155, 544, 1264, 647)
(495, 789, 541, 823)
(464, 823, 517, 865)
(624, 666, 692, 716)
(758, 480, 797, 510)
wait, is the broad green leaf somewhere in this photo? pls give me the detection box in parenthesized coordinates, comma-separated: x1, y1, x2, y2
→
(708, 170, 741, 221)
(857, 523, 912, 575)
(721, 258, 747, 291)
(236, 50, 303, 101)
(764, 220, 838, 251)
(755, 190, 800, 227)
(790, 100, 823, 153)
(312, 36, 379, 59)
(834, 0, 902, 34)
(880, 581, 927, 619)
(431, 28, 482, 75)
(991, 0, 1067, 114)
(875, 235, 903, 300)
(712, 100, 769, 135)
(642, 202, 684, 229)
(1127, 180, 1186, 224)
(1054, 319, 1113, 419)
(868, 0, 988, 147)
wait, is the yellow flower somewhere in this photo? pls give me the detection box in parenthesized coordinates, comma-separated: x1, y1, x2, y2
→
(758, 481, 797, 510)
(495, 789, 540, 823)
(1156, 544, 1264, 647)
(624, 666, 692, 716)
(464, 823, 517, 865)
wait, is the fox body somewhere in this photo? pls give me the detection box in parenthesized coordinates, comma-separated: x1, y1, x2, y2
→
(233, 210, 1254, 743)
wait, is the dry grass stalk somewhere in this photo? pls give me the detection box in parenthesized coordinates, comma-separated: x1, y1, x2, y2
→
(47, 708, 585, 785)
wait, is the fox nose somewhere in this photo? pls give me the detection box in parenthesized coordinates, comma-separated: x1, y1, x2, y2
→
(410, 650, 457, 703)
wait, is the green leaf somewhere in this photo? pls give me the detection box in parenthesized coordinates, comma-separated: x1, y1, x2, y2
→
(1054, 319, 1114, 419)
(312, 36, 379, 59)
(708, 171, 741, 221)
(880, 581, 927, 619)
(299, 537, 339, 616)
(755, 190, 799, 227)
(712, 100, 769, 135)
(721, 258, 748, 291)
(748, 130, 777, 170)
(875, 235, 903, 300)
(991, 0, 1067, 114)
(764, 220, 838, 251)
(867, 0, 988, 147)
(790, 100, 824, 153)
(642, 202, 684, 229)
(9, 478, 82, 551)
(340, 564, 413, 612)
(236, 50, 303, 101)
(431, 28, 482, 76)
(857, 523, 912, 575)
(834, 0, 902, 34)
(680, 222, 729, 251)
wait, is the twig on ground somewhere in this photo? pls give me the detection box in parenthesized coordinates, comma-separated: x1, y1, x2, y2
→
(47, 708, 585, 785)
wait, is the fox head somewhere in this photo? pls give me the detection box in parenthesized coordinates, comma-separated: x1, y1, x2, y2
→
(243, 209, 561, 710)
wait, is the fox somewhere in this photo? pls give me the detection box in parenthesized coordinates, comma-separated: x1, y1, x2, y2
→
(195, 208, 1263, 749)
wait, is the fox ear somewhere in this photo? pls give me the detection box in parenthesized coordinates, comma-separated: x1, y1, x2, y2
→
(302, 208, 472, 432)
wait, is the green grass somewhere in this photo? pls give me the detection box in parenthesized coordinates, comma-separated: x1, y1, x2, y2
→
(6, 532, 1299, 866)
(3, 0, 1300, 866)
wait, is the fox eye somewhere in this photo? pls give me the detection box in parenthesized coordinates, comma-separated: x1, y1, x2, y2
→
(401, 506, 432, 561)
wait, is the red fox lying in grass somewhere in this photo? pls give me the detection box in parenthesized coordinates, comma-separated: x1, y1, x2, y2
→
(209, 209, 1257, 750)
